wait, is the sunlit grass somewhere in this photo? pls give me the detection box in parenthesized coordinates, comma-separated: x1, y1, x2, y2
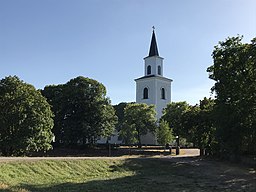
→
(0, 158, 255, 192)
(0, 159, 134, 191)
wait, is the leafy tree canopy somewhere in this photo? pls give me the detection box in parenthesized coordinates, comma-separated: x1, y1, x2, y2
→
(113, 102, 135, 131)
(0, 76, 54, 156)
(182, 98, 216, 155)
(207, 36, 256, 156)
(156, 120, 174, 145)
(161, 101, 190, 138)
(42, 76, 117, 145)
(120, 103, 157, 146)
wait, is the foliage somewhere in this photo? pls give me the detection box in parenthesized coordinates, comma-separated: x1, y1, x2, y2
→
(207, 36, 256, 157)
(156, 120, 174, 145)
(113, 102, 129, 131)
(181, 104, 200, 146)
(40, 84, 64, 146)
(182, 98, 216, 155)
(113, 102, 136, 131)
(42, 76, 117, 145)
(198, 98, 216, 154)
(161, 101, 190, 138)
(0, 76, 54, 156)
(161, 99, 216, 154)
(120, 103, 157, 145)
(113, 102, 135, 142)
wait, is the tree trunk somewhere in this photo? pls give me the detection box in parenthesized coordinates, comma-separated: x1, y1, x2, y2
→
(137, 132, 142, 148)
(200, 147, 205, 156)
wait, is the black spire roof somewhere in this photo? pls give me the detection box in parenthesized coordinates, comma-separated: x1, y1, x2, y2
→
(148, 30, 159, 57)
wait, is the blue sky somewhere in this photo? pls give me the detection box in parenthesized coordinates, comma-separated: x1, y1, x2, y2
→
(0, 0, 255, 105)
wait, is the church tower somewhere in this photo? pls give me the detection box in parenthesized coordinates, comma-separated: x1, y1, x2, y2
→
(135, 29, 172, 144)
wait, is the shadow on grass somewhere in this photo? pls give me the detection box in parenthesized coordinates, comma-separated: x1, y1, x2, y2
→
(3, 157, 255, 192)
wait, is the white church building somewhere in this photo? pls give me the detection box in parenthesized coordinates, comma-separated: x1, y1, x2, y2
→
(135, 29, 173, 144)
(98, 29, 172, 145)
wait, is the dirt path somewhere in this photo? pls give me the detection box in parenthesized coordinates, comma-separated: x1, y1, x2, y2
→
(0, 149, 200, 162)
(0, 156, 130, 162)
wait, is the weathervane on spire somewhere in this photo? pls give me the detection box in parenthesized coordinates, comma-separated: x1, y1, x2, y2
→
(152, 26, 155, 30)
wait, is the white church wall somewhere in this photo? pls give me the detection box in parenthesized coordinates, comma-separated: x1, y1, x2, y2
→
(140, 132, 157, 145)
(155, 78, 172, 119)
(136, 78, 156, 105)
(97, 130, 123, 144)
(135, 77, 172, 145)
(144, 56, 163, 76)
(134, 29, 173, 145)
(136, 77, 172, 119)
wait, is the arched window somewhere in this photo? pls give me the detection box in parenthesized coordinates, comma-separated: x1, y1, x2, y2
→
(161, 88, 165, 99)
(158, 66, 161, 75)
(147, 65, 151, 75)
(143, 88, 148, 99)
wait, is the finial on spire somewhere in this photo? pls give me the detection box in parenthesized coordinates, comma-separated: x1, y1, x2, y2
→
(148, 27, 159, 57)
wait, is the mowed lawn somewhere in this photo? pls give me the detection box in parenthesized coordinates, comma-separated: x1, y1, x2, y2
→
(0, 157, 255, 192)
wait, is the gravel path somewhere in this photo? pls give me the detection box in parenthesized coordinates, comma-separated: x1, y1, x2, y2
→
(0, 149, 200, 162)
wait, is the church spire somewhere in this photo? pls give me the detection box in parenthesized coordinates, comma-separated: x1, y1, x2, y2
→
(148, 27, 159, 57)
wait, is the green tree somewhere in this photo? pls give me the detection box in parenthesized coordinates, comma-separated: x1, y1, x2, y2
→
(42, 76, 117, 146)
(197, 98, 216, 155)
(156, 120, 174, 145)
(113, 102, 135, 142)
(207, 36, 256, 158)
(161, 101, 190, 138)
(182, 98, 216, 155)
(113, 102, 131, 131)
(0, 76, 54, 156)
(41, 84, 64, 145)
(120, 103, 157, 146)
(181, 104, 200, 147)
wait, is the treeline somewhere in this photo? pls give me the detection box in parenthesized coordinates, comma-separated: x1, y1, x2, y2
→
(207, 36, 256, 159)
(0, 76, 117, 156)
(42, 76, 117, 146)
(165, 36, 256, 159)
(112, 36, 256, 160)
(0, 36, 255, 160)
(0, 76, 54, 156)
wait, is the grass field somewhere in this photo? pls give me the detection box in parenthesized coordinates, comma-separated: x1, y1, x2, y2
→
(0, 157, 255, 192)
